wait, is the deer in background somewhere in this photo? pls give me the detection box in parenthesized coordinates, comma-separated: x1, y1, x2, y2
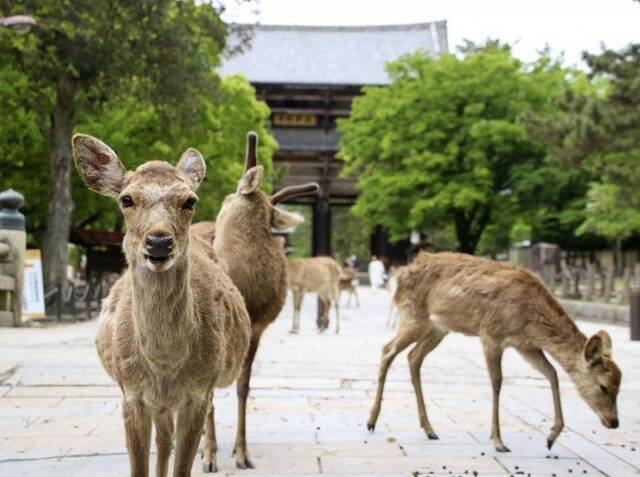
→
(339, 266, 360, 308)
(73, 135, 251, 477)
(195, 132, 319, 471)
(288, 256, 341, 334)
(368, 252, 621, 452)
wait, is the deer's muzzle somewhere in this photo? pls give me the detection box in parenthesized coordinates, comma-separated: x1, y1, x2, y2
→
(145, 234, 174, 263)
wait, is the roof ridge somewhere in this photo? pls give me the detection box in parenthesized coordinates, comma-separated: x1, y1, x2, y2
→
(228, 21, 447, 33)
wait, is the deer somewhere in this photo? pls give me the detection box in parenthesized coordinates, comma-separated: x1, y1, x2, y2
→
(287, 256, 341, 334)
(368, 252, 622, 453)
(194, 132, 319, 471)
(339, 266, 360, 308)
(72, 134, 251, 477)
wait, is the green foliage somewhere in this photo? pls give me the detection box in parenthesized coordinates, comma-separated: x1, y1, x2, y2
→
(0, 2, 275, 238)
(339, 44, 574, 253)
(331, 207, 370, 265)
(286, 205, 312, 258)
(577, 183, 640, 241)
(509, 219, 532, 244)
(579, 44, 640, 243)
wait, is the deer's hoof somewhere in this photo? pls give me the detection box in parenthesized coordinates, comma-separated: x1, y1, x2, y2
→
(289, 329, 298, 334)
(367, 420, 376, 432)
(202, 461, 217, 473)
(495, 443, 511, 453)
(547, 438, 555, 450)
(427, 431, 439, 440)
(236, 457, 255, 470)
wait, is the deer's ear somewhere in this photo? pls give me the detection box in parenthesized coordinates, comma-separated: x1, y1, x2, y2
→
(584, 333, 606, 363)
(72, 134, 126, 198)
(237, 165, 263, 195)
(271, 207, 304, 231)
(177, 148, 206, 190)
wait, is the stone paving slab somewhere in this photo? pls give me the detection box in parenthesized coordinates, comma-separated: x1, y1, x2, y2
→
(0, 287, 639, 476)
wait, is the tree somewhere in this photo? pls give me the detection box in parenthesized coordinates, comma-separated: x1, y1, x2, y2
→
(1, 1, 232, 293)
(338, 45, 571, 254)
(578, 44, 640, 268)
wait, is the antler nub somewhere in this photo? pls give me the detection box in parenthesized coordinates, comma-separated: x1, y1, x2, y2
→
(244, 131, 258, 171)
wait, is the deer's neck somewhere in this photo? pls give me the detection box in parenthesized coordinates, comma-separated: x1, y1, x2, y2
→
(534, 314, 587, 375)
(131, 255, 194, 377)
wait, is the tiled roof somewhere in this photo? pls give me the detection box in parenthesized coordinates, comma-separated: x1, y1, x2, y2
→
(220, 22, 448, 86)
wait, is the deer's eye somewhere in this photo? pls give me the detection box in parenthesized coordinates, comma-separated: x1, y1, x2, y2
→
(182, 197, 197, 210)
(120, 195, 134, 208)
(600, 385, 608, 394)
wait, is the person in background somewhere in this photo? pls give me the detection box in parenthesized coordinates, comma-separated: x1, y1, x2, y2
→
(346, 253, 359, 270)
(368, 255, 386, 290)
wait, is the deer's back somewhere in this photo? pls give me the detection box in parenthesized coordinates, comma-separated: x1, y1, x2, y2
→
(396, 252, 569, 342)
(221, 235, 288, 330)
(288, 257, 340, 292)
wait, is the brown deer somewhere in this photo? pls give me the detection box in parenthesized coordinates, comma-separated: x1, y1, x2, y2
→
(196, 132, 319, 471)
(339, 266, 360, 308)
(73, 134, 251, 477)
(287, 256, 341, 334)
(368, 252, 621, 452)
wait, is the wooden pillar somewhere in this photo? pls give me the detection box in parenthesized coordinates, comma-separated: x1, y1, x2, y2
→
(313, 157, 331, 330)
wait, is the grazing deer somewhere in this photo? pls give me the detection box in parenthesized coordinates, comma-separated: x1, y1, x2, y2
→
(196, 132, 319, 471)
(287, 257, 341, 334)
(339, 266, 360, 308)
(368, 252, 621, 452)
(73, 134, 251, 477)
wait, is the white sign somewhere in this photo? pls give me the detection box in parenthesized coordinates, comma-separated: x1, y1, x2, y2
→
(23, 249, 45, 319)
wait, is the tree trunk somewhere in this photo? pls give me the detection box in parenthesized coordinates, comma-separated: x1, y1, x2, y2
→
(43, 73, 77, 297)
(453, 207, 490, 255)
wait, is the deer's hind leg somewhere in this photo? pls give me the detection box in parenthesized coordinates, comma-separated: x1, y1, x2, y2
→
(290, 289, 303, 334)
(482, 339, 509, 452)
(367, 308, 425, 432)
(516, 347, 564, 449)
(408, 324, 448, 440)
(331, 284, 340, 334)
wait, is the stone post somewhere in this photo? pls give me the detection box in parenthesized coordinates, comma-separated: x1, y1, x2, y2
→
(0, 189, 26, 326)
(603, 268, 615, 304)
(630, 287, 640, 341)
(585, 263, 595, 301)
(621, 267, 632, 304)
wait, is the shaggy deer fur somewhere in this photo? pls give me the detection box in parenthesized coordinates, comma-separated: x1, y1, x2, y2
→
(287, 257, 341, 334)
(73, 134, 251, 477)
(195, 132, 319, 471)
(369, 252, 622, 452)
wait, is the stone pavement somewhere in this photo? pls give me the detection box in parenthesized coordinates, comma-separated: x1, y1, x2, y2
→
(0, 287, 639, 476)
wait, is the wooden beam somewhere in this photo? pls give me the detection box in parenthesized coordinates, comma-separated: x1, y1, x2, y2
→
(270, 107, 351, 116)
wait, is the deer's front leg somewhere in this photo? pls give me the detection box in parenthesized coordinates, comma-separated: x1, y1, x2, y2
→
(482, 340, 509, 452)
(202, 393, 218, 473)
(154, 408, 174, 477)
(123, 396, 152, 477)
(174, 395, 208, 477)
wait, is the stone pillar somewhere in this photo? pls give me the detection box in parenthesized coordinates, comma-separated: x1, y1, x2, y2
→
(630, 287, 640, 341)
(0, 189, 26, 326)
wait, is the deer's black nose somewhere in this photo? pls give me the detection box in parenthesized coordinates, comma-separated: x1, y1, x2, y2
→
(610, 418, 619, 429)
(145, 235, 173, 258)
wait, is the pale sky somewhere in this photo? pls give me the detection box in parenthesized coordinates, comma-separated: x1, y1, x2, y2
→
(222, 0, 640, 67)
